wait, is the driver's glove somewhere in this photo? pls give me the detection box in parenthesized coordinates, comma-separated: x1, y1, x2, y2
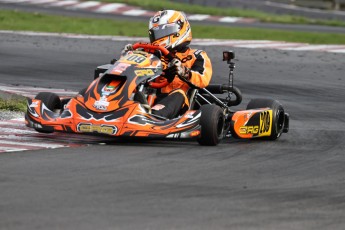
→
(121, 44, 133, 56)
(164, 58, 191, 82)
(124, 44, 133, 52)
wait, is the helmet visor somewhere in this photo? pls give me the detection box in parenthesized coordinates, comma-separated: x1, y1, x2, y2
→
(149, 23, 179, 43)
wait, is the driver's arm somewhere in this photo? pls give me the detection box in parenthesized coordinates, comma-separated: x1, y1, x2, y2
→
(189, 51, 212, 88)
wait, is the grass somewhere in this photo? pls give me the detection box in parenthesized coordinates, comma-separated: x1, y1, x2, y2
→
(0, 10, 146, 37)
(0, 97, 27, 112)
(1, 10, 345, 44)
(95, 0, 345, 27)
(0, 10, 345, 44)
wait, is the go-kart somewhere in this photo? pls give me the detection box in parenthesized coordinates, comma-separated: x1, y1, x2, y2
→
(25, 43, 289, 146)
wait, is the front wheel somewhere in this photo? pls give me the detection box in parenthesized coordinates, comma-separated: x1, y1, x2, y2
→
(246, 98, 285, 140)
(197, 104, 224, 146)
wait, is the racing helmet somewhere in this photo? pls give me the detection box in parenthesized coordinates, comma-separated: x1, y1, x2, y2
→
(149, 10, 192, 51)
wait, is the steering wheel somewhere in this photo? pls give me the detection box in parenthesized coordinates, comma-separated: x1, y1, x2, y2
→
(132, 43, 174, 89)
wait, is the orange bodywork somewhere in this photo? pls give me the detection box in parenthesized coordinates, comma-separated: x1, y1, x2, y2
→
(26, 96, 201, 138)
(25, 47, 203, 139)
(231, 108, 273, 139)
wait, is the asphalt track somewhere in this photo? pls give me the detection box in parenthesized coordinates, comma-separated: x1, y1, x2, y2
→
(1, 33, 345, 229)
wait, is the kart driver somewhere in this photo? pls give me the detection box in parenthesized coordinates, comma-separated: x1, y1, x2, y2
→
(123, 10, 212, 119)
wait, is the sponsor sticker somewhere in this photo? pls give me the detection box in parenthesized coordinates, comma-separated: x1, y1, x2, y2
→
(111, 63, 131, 75)
(93, 96, 109, 111)
(135, 69, 155, 77)
(77, 123, 117, 135)
(259, 110, 272, 136)
(238, 110, 272, 136)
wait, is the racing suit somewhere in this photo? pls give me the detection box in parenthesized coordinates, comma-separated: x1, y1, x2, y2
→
(152, 47, 212, 119)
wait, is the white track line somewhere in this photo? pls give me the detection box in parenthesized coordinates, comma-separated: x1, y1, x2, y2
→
(192, 40, 277, 46)
(0, 83, 77, 98)
(49, 0, 78, 7)
(0, 127, 37, 134)
(0, 121, 24, 126)
(95, 3, 126, 13)
(122, 9, 148, 16)
(28, 0, 58, 4)
(67, 1, 101, 9)
(0, 140, 65, 148)
(12, 118, 25, 122)
(331, 49, 345, 53)
(188, 14, 210, 21)
(0, 115, 114, 153)
(219, 17, 243, 23)
(0, 147, 28, 152)
(0, 123, 28, 129)
(0, 0, 32, 3)
(280, 45, 345, 51)
(233, 42, 303, 48)
(0, 143, 45, 150)
(0, 118, 25, 126)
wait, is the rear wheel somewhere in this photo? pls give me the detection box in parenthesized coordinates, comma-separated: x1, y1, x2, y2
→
(34, 92, 61, 133)
(246, 98, 285, 140)
(197, 104, 224, 146)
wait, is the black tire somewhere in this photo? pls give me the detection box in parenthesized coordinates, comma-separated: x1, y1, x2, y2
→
(34, 92, 61, 133)
(246, 98, 285, 140)
(35, 92, 61, 111)
(197, 104, 224, 146)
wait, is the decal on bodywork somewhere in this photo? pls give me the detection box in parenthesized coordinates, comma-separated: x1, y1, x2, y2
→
(166, 125, 201, 139)
(134, 69, 155, 77)
(93, 96, 109, 111)
(232, 109, 273, 138)
(27, 99, 39, 118)
(76, 104, 128, 121)
(259, 110, 272, 136)
(110, 63, 131, 75)
(176, 111, 201, 128)
(128, 115, 175, 126)
(41, 103, 61, 120)
(77, 123, 118, 135)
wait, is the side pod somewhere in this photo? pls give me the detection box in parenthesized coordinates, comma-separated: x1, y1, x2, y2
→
(230, 107, 287, 140)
